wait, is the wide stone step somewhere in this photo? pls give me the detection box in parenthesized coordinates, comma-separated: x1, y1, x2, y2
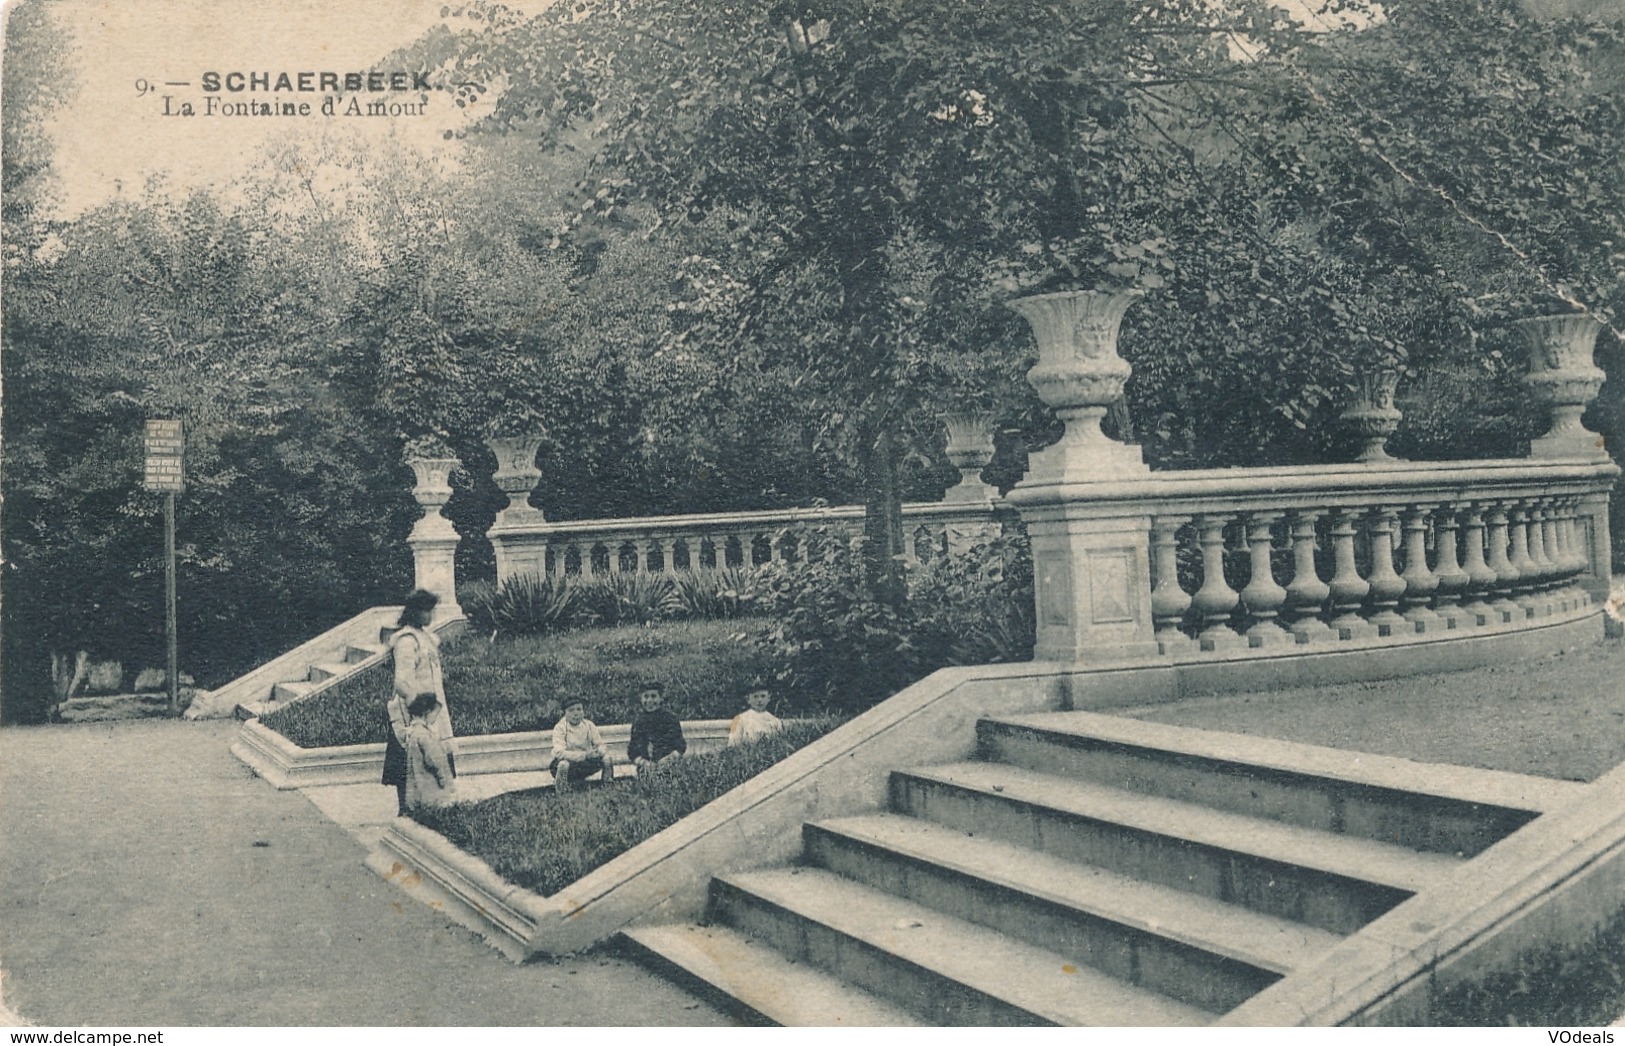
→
(619, 923, 925, 1027)
(805, 812, 1343, 1014)
(891, 761, 1460, 935)
(978, 712, 1567, 856)
(345, 643, 387, 664)
(270, 679, 317, 704)
(307, 661, 352, 683)
(710, 866, 1212, 1026)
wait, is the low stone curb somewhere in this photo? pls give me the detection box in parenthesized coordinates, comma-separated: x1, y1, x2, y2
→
(364, 818, 552, 964)
(231, 719, 736, 790)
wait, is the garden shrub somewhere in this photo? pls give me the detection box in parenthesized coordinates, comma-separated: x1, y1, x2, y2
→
(755, 524, 1035, 712)
(461, 567, 765, 639)
(413, 716, 840, 898)
(570, 571, 684, 627)
(460, 574, 579, 638)
(673, 566, 763, 620)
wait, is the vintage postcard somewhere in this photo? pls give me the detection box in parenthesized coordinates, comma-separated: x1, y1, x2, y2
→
(5, 0, 1625, 1035)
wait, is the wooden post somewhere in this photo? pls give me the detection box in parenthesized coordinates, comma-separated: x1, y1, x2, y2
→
(165, 491, 178, 714)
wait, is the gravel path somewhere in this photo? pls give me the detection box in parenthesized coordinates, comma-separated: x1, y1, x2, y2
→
(0, 718, 729, 1027)
(1123, 636, 1625, 783)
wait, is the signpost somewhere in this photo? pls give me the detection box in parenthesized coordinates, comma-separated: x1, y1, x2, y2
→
(143, 420, 184, 713)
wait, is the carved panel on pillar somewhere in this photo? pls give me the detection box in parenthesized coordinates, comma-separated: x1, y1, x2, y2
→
(1085, 548, 1136, 625)
(1037, 553, 1072, 628)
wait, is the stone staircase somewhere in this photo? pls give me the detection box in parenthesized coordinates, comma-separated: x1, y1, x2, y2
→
(621, 710, 1554, 1026)
(185, 605, 406, 720)
(237, 639, 390, 719)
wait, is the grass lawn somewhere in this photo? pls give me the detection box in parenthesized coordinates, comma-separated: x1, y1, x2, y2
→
(412, 718, 838, 898)
(261, 618, 776, 748)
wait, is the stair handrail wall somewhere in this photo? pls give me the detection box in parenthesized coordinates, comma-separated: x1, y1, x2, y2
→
(184, 605, 403, 720)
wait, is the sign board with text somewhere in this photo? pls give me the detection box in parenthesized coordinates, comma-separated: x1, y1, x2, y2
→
(143, 419, 184, 492)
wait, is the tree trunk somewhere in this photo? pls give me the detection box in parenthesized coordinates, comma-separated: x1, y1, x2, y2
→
(860, 428, 907, 608)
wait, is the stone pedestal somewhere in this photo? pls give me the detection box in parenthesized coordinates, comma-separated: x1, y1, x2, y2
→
(485, 435, 549, 585)
(1514, 314, 1608, 460)
(1023, 505, 1160, 663)
(1006, 289, 1157, 662)
(408, 456, 463, 621)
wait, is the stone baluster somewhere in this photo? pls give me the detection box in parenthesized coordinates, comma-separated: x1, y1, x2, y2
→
(1240, 513, 1291, 647)
(1483, 504, 1520, 623)
(1398, 505, 1444, 633)
(1544, 501, 1572, 611)
(1431, 506, 1471, 630)
(1539, 503, 1565, 600)
(1559, 498, 1593, 609)
(1192, 514, 1243, 652)
(1539, 501, 1566, 613)
(1525, 503, 1552, 605)
(1284, 510, 1332, 643)
(659, 538, 678, 575)
(609, 540, 627, 574)
(1364, 509, 1410, 637)
(1457, 505, 1499, 626)
(1327, 510, 1375, 640)
(1150, 516, 1195, 655)
(1554, 500, 1580, 575)
(1505, 504, 1537, 617)
(1561, 498, 1588, 581)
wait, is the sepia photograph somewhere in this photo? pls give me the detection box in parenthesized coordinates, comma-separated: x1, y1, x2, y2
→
(4, 0, 1625, 1030)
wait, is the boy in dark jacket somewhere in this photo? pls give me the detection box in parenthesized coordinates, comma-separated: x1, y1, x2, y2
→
(628, 682, 686, 772)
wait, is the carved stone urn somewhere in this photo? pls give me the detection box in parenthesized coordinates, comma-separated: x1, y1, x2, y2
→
(485, 434, 546, 526)
(408, 457, 458, 513)
(1342, 365, 1403, 463)
(940, 412, 998, 503)
(1513, 313, 1608, 460)
(1008, 288, 1148, 483)
(406, 456, 462, 619)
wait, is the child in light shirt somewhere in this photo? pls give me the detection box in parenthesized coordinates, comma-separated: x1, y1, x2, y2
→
(728, 685, 783, 746)
(550, 698, 617, 791)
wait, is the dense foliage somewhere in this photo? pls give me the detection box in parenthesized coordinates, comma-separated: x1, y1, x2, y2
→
(755, 527, 1035, 711)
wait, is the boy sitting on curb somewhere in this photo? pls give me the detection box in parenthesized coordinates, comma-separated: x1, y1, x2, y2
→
(550, 698, 616, 792)
(628, 682, 687, 774)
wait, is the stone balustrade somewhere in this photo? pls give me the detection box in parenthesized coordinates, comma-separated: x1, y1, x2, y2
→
(1008, 458, 1617, 663)
(491, 500, 1004, 581)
